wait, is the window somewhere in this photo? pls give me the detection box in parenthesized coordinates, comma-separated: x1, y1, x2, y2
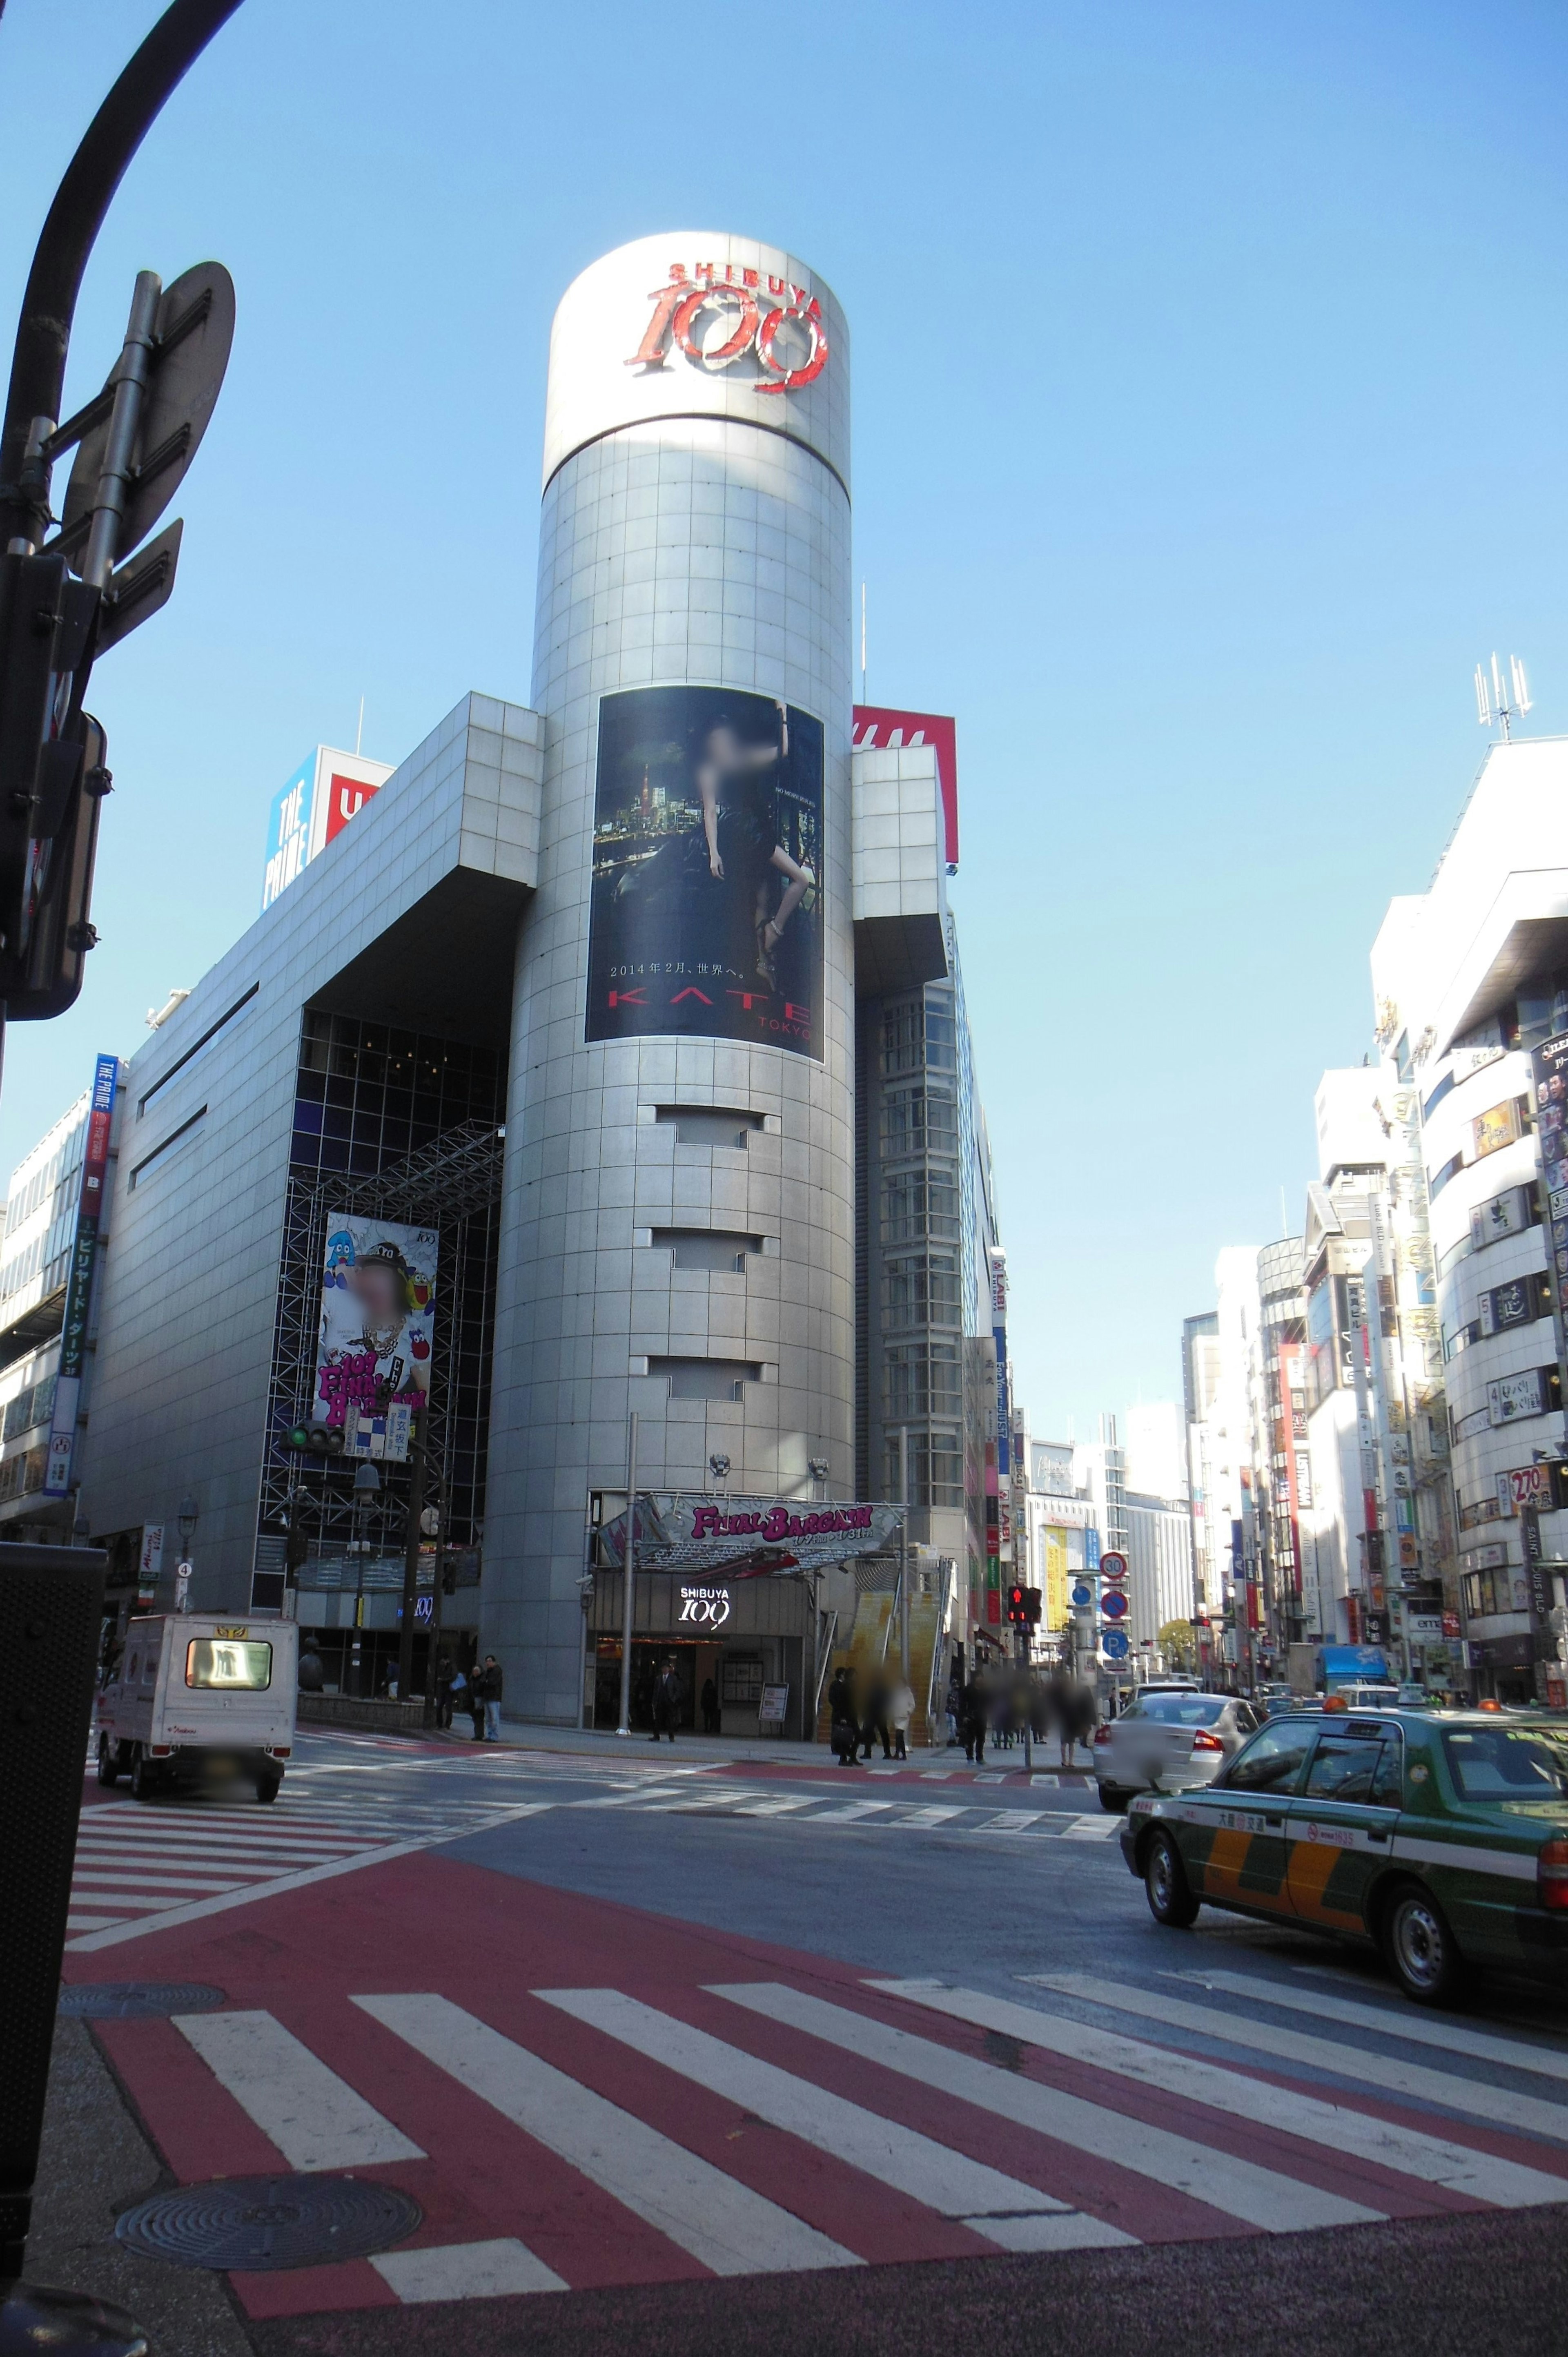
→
(1134, 1695, 1227, 1726)
(880, 1174, 959, 1242)
(1442, 1726, 1568, 1799)
(649, 1228, 762, 1271)
(1221, 1724, 1313, 1793)
(654, 1106, 762, 1148)
(1428, 1152, 1464, 1200)
(882, 1253, 961, 1328)
(1303, 1733, 1395, 1804)
(889, 1429, 962, 1507)
(185, 1639, 272, 1690)
(881, 1086, 958, 1160)
(884, 1342, 961, 1420)
(139, 983, 258, 1115)
(649, 1357, 760, 1401)
(127, 1106, 207, 1190)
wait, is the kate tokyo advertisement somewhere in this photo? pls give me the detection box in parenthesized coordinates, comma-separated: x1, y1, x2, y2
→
(586, 685, 824, 1059)
(315, 1216, 438, 1461)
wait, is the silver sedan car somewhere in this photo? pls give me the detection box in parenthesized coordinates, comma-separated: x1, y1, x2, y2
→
(1093, 1691, 1261, 1811)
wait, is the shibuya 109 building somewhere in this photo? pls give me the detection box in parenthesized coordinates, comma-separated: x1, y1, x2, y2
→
(64, 234, 1009, 1733)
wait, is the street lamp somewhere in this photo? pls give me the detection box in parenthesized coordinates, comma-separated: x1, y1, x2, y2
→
(349, 1461, 379, 1697)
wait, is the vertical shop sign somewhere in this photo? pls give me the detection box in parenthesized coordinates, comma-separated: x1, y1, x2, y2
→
(43, 1055, 119, 1497)
(1530, 1032, 1568, 1423)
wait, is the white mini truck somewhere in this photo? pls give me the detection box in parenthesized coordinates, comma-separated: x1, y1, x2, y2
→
(95, 1614, 297, 1802)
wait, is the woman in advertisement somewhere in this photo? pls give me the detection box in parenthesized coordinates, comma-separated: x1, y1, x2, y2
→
(694, 702, 815, 988)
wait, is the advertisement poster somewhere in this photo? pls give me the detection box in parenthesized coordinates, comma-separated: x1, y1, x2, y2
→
(315, 1215, 437, 1460)
(585, 685, 824, 1059)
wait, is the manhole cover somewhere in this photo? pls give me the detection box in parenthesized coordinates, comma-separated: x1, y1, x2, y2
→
(116, 2175, 423, 2272)
(60, 1982, 227, 2019)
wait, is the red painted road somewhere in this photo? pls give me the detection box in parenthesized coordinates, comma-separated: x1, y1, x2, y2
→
(61, 1848, 1568, 2326)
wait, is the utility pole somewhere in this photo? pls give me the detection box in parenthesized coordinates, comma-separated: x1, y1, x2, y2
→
(395, 1408, 430, 1706)
(0, 15, 244, 2341)
(617, 1412, 639, 1735)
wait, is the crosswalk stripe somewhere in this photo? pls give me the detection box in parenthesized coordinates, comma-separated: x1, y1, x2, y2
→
(351, 1993, 859, 2275)
(903, 1981, 1568, 2210)
(71, 1871, 250, 1893)
(893, 1806, 966, 1827)
(731, 1797, 815, 1817)
(1059, 1816, 1120, 1839)
(799, 1801, 895, 1823)
(371, 2236, 567, 2302)
(569, 1789, 688, 1810)
(66, 1802, 550, 1953)
(973, 1813, 1046, 1836)
(174, 2010, 425, 2169)
(535, 1987, 1100, 2250)
(710, 1982, 1376, 2233)
(1181, 1970, 1568, 2087)
(1039, 1973, 1568, 2143)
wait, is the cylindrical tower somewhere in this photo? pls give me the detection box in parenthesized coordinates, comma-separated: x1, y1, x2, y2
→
(486, 233, 853, 1723)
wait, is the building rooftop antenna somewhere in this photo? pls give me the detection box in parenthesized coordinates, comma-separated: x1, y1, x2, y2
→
(1474, 651, 1532, 743)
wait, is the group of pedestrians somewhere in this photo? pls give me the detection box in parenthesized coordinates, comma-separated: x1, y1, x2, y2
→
(825, 1664, 916, 1764)
(434, 1651, 504, 1741)
(942, 1664, 1098, 1765)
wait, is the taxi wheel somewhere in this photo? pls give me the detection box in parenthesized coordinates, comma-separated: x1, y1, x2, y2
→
(1145, 1829, 1200, 1929)
(1382, 1882, 1470, 2007)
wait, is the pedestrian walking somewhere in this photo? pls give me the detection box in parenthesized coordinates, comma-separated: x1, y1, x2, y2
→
(467, 1660, 485, 1742)
(827, 1666, 859, 1766)
(960, 1678, 987, 1765)
(1065, 1675, 1098, 1767)
(480, 1653, 504, 1742)
(860, 1666, 893, 1761)
(889, 1674, 914, 1762)
(944, 1672, 962, 1748)
(699, 1673, 720, 1735)
(434, 1651, 454, 1730)
(650, 1656, 683, 1740)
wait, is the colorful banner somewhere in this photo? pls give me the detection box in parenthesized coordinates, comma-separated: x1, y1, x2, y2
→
(316, 1214, 437, 1461)
(44, 1054, 119, 1498)
(585, 685, 824, 1059)
(599, 1493, 903, 1576)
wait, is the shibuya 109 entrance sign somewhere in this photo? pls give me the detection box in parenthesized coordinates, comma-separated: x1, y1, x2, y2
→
(601, 1495, 903, 1577)
(628, 260, 829, 393)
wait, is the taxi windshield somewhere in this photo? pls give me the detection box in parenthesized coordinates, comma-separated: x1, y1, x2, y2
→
(1442, 1725, 1568, 1800)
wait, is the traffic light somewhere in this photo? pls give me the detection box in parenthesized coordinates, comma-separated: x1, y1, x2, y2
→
(1006, 1583, 1027, 1626)
(284, 1420, 344, 1457)
(0, 550, 107, 1017)
(1025, 1586, 1042, 1626)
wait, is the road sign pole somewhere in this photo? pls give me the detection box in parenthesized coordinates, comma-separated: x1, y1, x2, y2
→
(617, 1413, 638, 1736)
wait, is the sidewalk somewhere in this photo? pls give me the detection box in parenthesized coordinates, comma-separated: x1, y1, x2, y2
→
(477, 1718, 1098, 1778)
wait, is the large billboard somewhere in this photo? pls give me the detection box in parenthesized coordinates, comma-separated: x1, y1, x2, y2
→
(315, 1215, 437, 1461)
(585, 685, 824, 1059)
(262, 747, 394, 912)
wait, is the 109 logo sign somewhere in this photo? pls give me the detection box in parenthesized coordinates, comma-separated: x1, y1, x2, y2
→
(628, 261, 829, 394)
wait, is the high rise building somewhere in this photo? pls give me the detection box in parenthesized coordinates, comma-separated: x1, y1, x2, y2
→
(70, 235, 1006, 1730)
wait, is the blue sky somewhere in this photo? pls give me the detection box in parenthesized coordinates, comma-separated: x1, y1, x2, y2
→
(1, 0, 1564, 1441)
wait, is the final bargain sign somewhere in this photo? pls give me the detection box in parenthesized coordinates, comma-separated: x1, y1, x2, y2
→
(601, 1495, 903, 1577)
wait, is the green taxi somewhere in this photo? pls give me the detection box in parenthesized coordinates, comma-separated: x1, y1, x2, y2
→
(1119, 1707, 1568, 2004)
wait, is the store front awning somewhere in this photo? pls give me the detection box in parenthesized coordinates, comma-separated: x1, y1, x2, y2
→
(599, 1494, 904, 1578)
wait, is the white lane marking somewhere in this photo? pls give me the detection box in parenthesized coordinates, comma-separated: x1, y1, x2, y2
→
(799, 1801, 896, 1823)
(920, 1771, 956, 1782)
(972, 1813, 1047, 1837)
(174, 2010, 424, 2169)
(928, 1980, 1568, 2212)
(371, 2237, 567, 2302)
(1030, 1775, 1062, 1788)
(353, 1995, 858, 2276)
(731, 1797, 816, 1817)
(568, 1789, 687, 1810)
(65, 1914, 121, 1931)
(536, 1988, 1080, 2247)
(1180, 1970, 1568, 2087)
(66, 1803, 552, 1953)
(893, 1806, 967, 1827)
(1058, 1816, 1121, 1840)
(712, 1983, 1361, 2234)
(1042, 1973, 1568, 2142)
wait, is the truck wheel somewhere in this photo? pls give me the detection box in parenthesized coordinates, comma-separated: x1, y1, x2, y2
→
(129, 1747, 159, 1802)
(96, 1735, 119, 1787)
(1145, 1829, 1200, 1928)
(1382, 1882, 1469, 2007)
(255, 1773, 282, 1805)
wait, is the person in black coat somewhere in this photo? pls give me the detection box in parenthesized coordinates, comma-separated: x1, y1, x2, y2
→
(827, 1667, 860, 1766)
(699, 1675, 720, 1735)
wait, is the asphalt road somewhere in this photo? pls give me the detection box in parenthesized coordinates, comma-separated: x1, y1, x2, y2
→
(28, 1727, 1568, 2357)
